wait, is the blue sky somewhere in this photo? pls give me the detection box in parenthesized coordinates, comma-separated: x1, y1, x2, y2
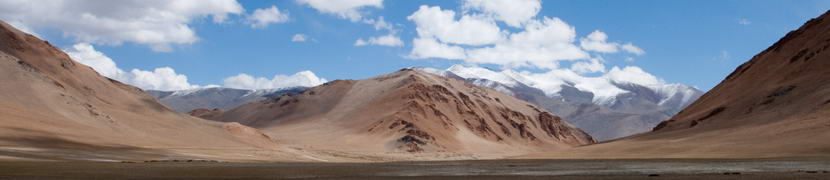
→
(3, 0, 829, 91)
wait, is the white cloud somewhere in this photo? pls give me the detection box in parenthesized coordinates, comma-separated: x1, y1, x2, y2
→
(580, 30, 646, 56)
(126, 67, 199, 91)
(463, 17, 588, 69)
(223, 71, 328, 90)
(248, 5, 289, 28)
(462, 0, 541, 27)
(738, 18, 751, 25)
(0, 0, 244, 52)
(409, 37, 467, 60)
(362, 16, 395, 32)
(354, 39, 368, 46)
(355, 34, 403, 47)
(296, 0, 383, 21)
(604, 66, 664, 86)
(580, 30, 619, 53)
(63, 43, 328, 91)
(6, 21, 41, 38)
(407, 5, 504, 46)
(406, 4, 651, 70)
(64, 43, 198, 91)
(65, 43, 122, 78)
(621, 43, 646, 55)
(292, 34, 309, 42)
(570, 57, 606, 74)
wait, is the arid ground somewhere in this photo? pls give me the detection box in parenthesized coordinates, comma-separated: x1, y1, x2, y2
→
(1, 158, 829, 180)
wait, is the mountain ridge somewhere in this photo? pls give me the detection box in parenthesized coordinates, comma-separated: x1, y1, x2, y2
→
(521, 10, 830, 159)
(147, 87, 306, 112)
(0, 20, 314, 162)
(196, 69, 595, 158)
(412, 66, 703, 140)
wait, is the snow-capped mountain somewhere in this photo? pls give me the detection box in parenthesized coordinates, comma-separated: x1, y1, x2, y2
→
(413, 65, 704, 141)
(147, 87, 306, 113)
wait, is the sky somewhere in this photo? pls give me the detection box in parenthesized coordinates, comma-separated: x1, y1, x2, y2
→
(1, 0, 828, 91)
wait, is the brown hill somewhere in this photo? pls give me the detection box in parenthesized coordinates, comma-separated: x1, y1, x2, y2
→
(200, 69, 594, 159)
(0, 21, 312, 162)
(188, 108, 224, 119)
(522, 11, 830, 159)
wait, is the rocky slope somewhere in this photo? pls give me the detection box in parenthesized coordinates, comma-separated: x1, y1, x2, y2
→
(415, 66, 703, 141)
(522, 10, 830, 159)
(198, 69, 594, 157)
(147, 87, 305, 112)
(0, 21, 307, 162)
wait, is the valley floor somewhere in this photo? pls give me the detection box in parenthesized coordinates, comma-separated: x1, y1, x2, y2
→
(0, 158, 829, 179)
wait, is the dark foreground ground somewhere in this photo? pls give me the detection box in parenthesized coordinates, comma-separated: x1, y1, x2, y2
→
(0, 158, 829, 179)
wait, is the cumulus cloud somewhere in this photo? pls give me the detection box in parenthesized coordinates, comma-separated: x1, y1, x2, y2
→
(223, 71, 328, 90)
(408, 5, 504, 46)
(580, 30, 620, 53)
(409, 37, 467, 60)
(462, 0, 541, 27)
(354, 34, 403, 47)
(621, 43, 646, 55)
(354, 39, 368, 46)
(580, 30, 646, 55)
(64, 43, 198, 91)
(406, 5, 607, 69)
(0, 0, 244, 52)
(405, 2, 648, 71)
(465, 17, 587, 69)
(126, 67, 200, 91)
(64, 43, 327, 91)
(296, 0, 383, 21)
(604, 66, 663, 85)
(299, 0, 397, 47)
(292, 34, 309, 42)
(247, 5, 289, 28)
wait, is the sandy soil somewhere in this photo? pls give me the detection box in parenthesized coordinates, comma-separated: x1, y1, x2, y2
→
(0, 159, 828, 179)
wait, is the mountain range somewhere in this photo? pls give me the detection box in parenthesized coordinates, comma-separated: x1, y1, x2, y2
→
(405, 66, 702, 141)
(194, 69, 595, 158)
(147, 87, 305, 113)
(0, 19, 593, 161)
(0, 20, 311, 162)
(152, 66, 702, 141)
(524, 9, 830, 159)
(2, 9, 830, 162)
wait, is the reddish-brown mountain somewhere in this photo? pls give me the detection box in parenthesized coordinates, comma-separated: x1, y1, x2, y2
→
(199, 69, 594, 158)
(0, 21, 307, 161)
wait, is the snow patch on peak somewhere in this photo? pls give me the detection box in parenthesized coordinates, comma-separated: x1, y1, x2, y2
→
(410, 67, 450, 76)
(170, 87, 205, 97)
(647, 83, 702, 106)
(447, 65, 522, 87)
